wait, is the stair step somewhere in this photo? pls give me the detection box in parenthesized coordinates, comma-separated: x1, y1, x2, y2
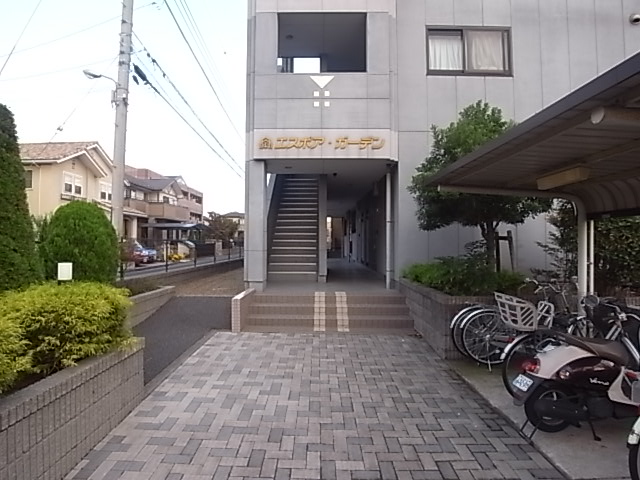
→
(269, 263, 317, 272)
(268, 272, 318, 282)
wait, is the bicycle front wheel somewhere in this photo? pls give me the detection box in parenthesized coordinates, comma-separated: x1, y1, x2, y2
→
(460, 309, 508, 365)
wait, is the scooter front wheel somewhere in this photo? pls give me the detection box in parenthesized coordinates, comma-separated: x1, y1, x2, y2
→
(524, 382, 574, 433)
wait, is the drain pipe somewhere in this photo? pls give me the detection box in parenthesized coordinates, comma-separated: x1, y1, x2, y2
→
(385, 169, 392, 289)
(438, 185, 588, 306)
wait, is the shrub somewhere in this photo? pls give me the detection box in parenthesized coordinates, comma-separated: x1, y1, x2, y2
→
(0, 282, 132, 375)
(39, 201, 119, 283)
(0, 311, 29, 394)
(402, 256, 525, 296)
(0, 104, 42, 292)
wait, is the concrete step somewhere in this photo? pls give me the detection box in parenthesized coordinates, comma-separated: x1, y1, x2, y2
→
(276, 219, 318, 225)
(249, 303, 315, 315)
(247, 315, 315, 327)
(269, 254, 318, 263)
(267, 271, 318, 282)
(345, 304, 410, 316)
(348, 316, 414, 329)
(269, 262, 317, 272)
(275, 226, 317, 233)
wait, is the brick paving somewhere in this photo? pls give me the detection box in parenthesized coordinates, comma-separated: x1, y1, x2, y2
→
(66, 333, 564, 480)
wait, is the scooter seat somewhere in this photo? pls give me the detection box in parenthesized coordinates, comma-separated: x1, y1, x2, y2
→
(546, 330, 631, 366)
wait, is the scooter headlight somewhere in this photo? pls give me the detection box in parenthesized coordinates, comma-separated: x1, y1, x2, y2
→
(558, 367, 572, 380)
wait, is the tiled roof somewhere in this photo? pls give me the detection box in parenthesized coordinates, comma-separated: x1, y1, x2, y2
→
(125, 175, 175, 192)
(223, 211, 245, 218)
(20, 142, 102, 161)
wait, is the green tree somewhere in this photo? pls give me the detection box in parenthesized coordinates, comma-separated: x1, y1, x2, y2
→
(409, 101, 552, 269)
(204, 212, 239, 245)
(39, 201, 119, 283)
(540, 201, 640, 294)
(0, 103, 41, 292)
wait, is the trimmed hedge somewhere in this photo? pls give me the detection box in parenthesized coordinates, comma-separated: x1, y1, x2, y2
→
(39, 201, 119, 283)
(0, 282, 132, 383)
(402, 256, 525, 296)
(0, 314, 30, 394)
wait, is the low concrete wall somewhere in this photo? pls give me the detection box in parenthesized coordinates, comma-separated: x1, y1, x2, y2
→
(399, 279, 493, 360)
(232, 289, 256, 333)
(124, 258, 242, 285)
(128, 286, 175, 327)
(0, 340, 144, 480)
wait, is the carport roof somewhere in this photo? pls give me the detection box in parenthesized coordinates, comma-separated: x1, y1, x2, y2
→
(424, 51, 640, 220)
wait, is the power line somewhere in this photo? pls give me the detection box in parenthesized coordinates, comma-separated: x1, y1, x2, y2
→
(31, 56, 120, 162)
(0, 55, 121, 82)
(162, 0, 245, 144)
(0, 2, 157, 60)
(0, 0, 45, 78)
(132, 63, 244, 178)
(132, 34, 244, 174)
(174, 0, 240, 140)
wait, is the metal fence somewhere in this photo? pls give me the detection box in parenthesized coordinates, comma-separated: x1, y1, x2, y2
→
(119, 238, 243, 279)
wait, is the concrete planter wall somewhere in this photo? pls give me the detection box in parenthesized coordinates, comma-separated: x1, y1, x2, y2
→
(232, 288, 256, 332)
(128, 286, 175, 328)
(399, 279, 493, 360)
(0, 339, 144, 480)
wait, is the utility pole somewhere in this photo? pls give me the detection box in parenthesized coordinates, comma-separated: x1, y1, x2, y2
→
(111, 0, 134, 238)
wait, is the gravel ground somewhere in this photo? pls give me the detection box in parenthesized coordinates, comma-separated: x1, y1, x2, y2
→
(170, 267, 245, 296)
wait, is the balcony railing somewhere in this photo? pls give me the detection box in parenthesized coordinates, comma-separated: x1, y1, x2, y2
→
(147, 202, 190, 221)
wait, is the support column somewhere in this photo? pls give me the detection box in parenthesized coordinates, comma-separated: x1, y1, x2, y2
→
(385, 170, 393, 289)
(318, 175, 327, 283)
(130, 216, 138, 240)
(588, 220, 595, 294)
(577, 206, 588, 304)
(244, 160, 267, 291)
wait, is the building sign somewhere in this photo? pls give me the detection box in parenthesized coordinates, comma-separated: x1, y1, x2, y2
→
(259, 136, 386, 151)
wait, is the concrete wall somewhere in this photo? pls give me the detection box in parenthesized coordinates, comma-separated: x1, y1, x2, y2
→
(127, 286, 175, 328)
(0, 341, 144, 480)
(396, 0, 640, 275)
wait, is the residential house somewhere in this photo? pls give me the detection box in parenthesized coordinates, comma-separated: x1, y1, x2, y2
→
(125, 167, 204, 243)
(19, 142, 146, 235)
(222, 211, 245, 244)
(19, 143, 204, 243)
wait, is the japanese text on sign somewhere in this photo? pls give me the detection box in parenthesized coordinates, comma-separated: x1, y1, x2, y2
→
(259, 136, 385, 151)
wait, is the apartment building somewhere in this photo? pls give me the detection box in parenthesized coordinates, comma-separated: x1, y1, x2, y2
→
(19, 143, 204, 241)
(244, 0, 640, 291)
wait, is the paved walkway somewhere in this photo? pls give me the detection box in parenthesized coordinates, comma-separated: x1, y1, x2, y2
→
(66, 333, 563, 480)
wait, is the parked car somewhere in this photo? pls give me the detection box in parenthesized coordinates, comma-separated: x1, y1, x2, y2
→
(133, 241, 157, 265)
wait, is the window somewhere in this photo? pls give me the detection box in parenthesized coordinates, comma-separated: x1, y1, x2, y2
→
(63, 172, 83, 197)
(427, 28, 511, 75)
(24, 170, 33, 189)
(100, 183, 112, 202)
(278, 13, 367, 73)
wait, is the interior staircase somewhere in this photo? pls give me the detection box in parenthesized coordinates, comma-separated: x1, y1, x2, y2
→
(268, 175, 319, 282)
(245, 292, 413, 333)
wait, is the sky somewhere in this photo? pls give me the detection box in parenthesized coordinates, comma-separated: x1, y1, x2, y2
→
(0, 0, 248, 216)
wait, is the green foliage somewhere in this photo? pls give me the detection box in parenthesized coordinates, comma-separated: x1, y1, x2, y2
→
(0, 282, 132, 376)
(540, 201, 640, 294)
(204, 212, 238, 243)
(408, 101, 552, 268)
(402, 251, 525, 296)
(39, 201, 119, 283)
(0, 104, 42, 292)
(0, 311, 30, 394)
